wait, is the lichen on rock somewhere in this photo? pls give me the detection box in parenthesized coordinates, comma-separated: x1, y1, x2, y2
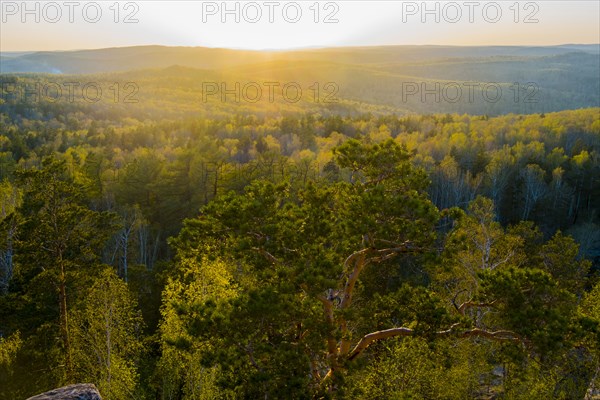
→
(25, 383, 102, 400)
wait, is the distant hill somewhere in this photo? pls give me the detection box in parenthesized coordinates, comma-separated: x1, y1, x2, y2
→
(1, 44, 598, 116)
(1, 44, 598, 74)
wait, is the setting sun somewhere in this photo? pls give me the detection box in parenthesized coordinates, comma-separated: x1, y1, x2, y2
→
(1, 1, 599, 51)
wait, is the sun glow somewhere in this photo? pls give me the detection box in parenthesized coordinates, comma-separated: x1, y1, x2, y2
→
(0, 1, 598, 51)
(140, 1, 351, 50)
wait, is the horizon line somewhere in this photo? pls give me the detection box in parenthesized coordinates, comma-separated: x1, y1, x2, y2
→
(2, 42, 600, 54)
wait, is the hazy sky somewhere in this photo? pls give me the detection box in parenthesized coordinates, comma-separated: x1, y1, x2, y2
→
(1, 1, 599, 51)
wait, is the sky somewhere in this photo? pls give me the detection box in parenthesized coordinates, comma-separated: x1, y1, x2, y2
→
(1, 1, 599, 51)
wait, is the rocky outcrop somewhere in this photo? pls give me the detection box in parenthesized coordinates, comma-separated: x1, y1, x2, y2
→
(26, 384, 102, 400)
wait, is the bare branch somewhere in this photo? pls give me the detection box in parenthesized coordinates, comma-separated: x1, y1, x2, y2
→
(452, 289, 469, 311)
(338, 241, 422, 355)
(252, 247, 280, 265)
(348, 327, 414, 360)
(457, 299, 498, 315)
(347, 324, 522, 361)
(340, 242, 419, 311)
(339, 251, 369, 310)
(456, 328, 521, 342)
(342, 248, 371, 274)
(236, 342, 263, 372)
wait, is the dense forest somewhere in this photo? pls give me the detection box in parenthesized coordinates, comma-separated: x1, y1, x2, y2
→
(0, 52, 599, 398)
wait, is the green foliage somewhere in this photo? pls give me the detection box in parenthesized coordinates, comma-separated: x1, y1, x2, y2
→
(501, 349, 594, 400)
(163, 139, 440, 397)
(156, 251, 237, 400)
(0, 158, 121, 396)
(479, 267, 576, 353)
(346, 337, 485, 399)
(578, 282, 600, 397)
(13, 157, 118, 285)
(367, 285, 455, 337)
(0, 331, 22, 400)
(539, 231, 591, 296)
(0, 331, 21, 367)
(70, 268, 144, 400)
(334, 139, 438, 247)
(0, 100, 598, 398)
(435, 196, 527, 305)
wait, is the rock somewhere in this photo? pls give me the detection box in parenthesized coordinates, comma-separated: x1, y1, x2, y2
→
(26, 383, 102, 400)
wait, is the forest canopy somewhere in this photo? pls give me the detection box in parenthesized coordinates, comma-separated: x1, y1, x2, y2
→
(0, 61, 599, 399)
